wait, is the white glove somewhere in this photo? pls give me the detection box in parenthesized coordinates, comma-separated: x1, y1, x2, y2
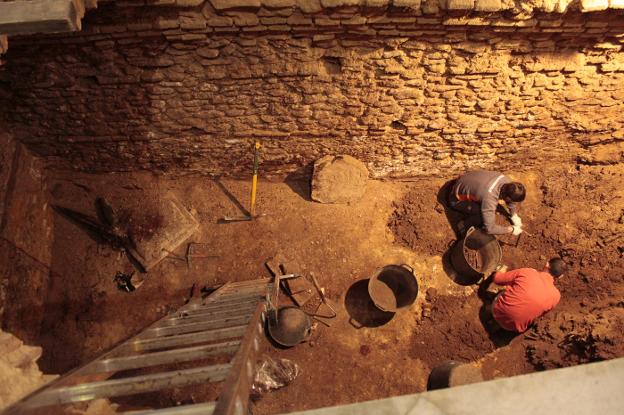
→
(511, 214, 522, 227)
(495, 264, 509, 273)
(511, 225, 523, 236)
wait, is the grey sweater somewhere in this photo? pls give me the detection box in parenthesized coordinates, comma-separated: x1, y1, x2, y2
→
(451, 170, 518, 235)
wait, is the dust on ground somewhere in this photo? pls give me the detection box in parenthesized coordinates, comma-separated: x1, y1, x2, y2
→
(1, 163, 623, 414)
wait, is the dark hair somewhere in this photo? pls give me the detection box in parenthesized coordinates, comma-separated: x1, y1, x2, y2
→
(548, 257, 567, 278)
(501, 182, 526, 203)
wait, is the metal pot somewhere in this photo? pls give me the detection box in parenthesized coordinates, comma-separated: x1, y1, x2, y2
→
(368, 264, 419, 313)
(450, 227, 502, 284)
(267, 306, 312, 347)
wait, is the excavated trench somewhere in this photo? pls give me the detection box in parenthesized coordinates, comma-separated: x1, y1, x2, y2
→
(1, 2, 624, 414)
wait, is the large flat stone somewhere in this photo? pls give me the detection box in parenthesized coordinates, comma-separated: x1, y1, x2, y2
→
(311, 155, 369, 204)
(0, 0, 80, 35)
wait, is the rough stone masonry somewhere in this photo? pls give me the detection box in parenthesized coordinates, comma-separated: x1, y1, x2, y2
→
(0, 0, 623, 178)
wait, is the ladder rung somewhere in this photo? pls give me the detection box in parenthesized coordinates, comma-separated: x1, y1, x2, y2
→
(222, 279, 270, 287)
(168, 304, 258, 320)
(123, 401, 216, 415)
(184, 299, 262, 312)
(144, 316, 251, 338)
(208, 293, 265, 303)
(21, 364, 231, 409)
(82, 341, 241, 375)
(162, 310, 254, 326)
(128, 325, 248, 353)
(216, 287, 267, 296)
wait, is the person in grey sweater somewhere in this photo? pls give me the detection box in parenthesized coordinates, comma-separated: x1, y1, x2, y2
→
(448, 170, 526, 235)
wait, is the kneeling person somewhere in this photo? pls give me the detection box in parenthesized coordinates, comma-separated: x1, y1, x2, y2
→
(487, 258, 567, 333)
(448, 170, 525, 236)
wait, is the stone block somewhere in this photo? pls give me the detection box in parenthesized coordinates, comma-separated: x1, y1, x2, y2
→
(393, 0, 421, 8)
(446, 0, 475, 10)
(229, 12, 261, 25)
(197, 46, 220, 58)
(315, 16, 340, 25)
(287, 14, 314, 24)
(297, 0, 323, 12)
(207, 16, 234, 26)
(421, 0, 440, 13)
(210, 0, 261, 9)
(311, 155, 369, 204)
(321, 0, 361, 6)
(342, 15, 367, 24)
(580, 0, 609, 11)
(474, 0, 500, 11)
(176, 0, 205, 5)
(260, 16, 289, 24)
(154, 18, 180, 29)
(262, 0, 296, 6)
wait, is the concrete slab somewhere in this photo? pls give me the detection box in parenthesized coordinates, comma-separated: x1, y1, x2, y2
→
(286, 358, 624, 415)
(0, 0, 79, 36)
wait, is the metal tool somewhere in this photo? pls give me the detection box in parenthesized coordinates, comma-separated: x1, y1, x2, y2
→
(223, 141, 263, 222)
(52, 200, 146, 272)
(266, 273, 312, 347)
(3, 279, 272, 415)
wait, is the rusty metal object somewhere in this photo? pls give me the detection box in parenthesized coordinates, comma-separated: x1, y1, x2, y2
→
(450, 227, 502, 285)
(368, 264, 419, 312)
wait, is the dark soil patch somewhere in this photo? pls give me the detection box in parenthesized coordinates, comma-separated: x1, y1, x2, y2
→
(410, 295, 495, 367)
(387, 183, 450, 256)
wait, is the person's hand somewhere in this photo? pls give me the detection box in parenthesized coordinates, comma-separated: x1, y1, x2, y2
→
(511, 225, 523, 236)
(495, 264, 509, 273)
(511, 214, 522, 227)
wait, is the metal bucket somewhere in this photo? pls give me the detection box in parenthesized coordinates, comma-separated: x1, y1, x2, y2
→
(368, 264, 419, 312)
(450, 227, 502, 285)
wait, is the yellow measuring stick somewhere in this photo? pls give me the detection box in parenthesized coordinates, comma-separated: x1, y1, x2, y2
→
(249, 140, 261, 217)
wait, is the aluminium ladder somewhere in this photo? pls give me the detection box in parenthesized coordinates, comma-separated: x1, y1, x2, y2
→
(3, 278, 272, 415)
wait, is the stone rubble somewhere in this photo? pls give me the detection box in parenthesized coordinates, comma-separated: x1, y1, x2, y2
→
(0, 330, 57, 411)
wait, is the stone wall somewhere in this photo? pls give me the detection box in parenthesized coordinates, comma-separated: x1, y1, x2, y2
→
(0, 127, 53, 343)
(0, 1, 623, 178)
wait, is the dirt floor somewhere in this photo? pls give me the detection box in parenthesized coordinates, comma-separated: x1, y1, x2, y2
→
(2, 162, 624, 414)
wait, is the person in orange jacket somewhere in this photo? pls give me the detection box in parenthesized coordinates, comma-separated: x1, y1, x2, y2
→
(480, 258, 567, 333)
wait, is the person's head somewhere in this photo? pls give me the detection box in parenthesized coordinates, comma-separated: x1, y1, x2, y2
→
(545, 257, 567, 278)
(501, 182, 526, 204)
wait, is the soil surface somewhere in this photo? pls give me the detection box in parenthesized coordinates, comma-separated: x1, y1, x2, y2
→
(2, 163, 623, 414)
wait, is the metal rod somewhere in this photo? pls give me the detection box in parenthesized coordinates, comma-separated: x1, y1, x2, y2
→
(82, 341, 241, 375)
(20, 364, 232, 409)
(184, 296, 264, 310)
(143, 315, 251, 338)
(127, 325, 248, 353)
(173, 304, 259, 318)
(163, 308, 257, 325)
(122, 401, 217, 415)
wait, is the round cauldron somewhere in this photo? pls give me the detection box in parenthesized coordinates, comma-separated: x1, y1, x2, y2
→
(368, 264, 419, 312)
(267, 306, 312, 347)
(450, 227, 502, 285)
